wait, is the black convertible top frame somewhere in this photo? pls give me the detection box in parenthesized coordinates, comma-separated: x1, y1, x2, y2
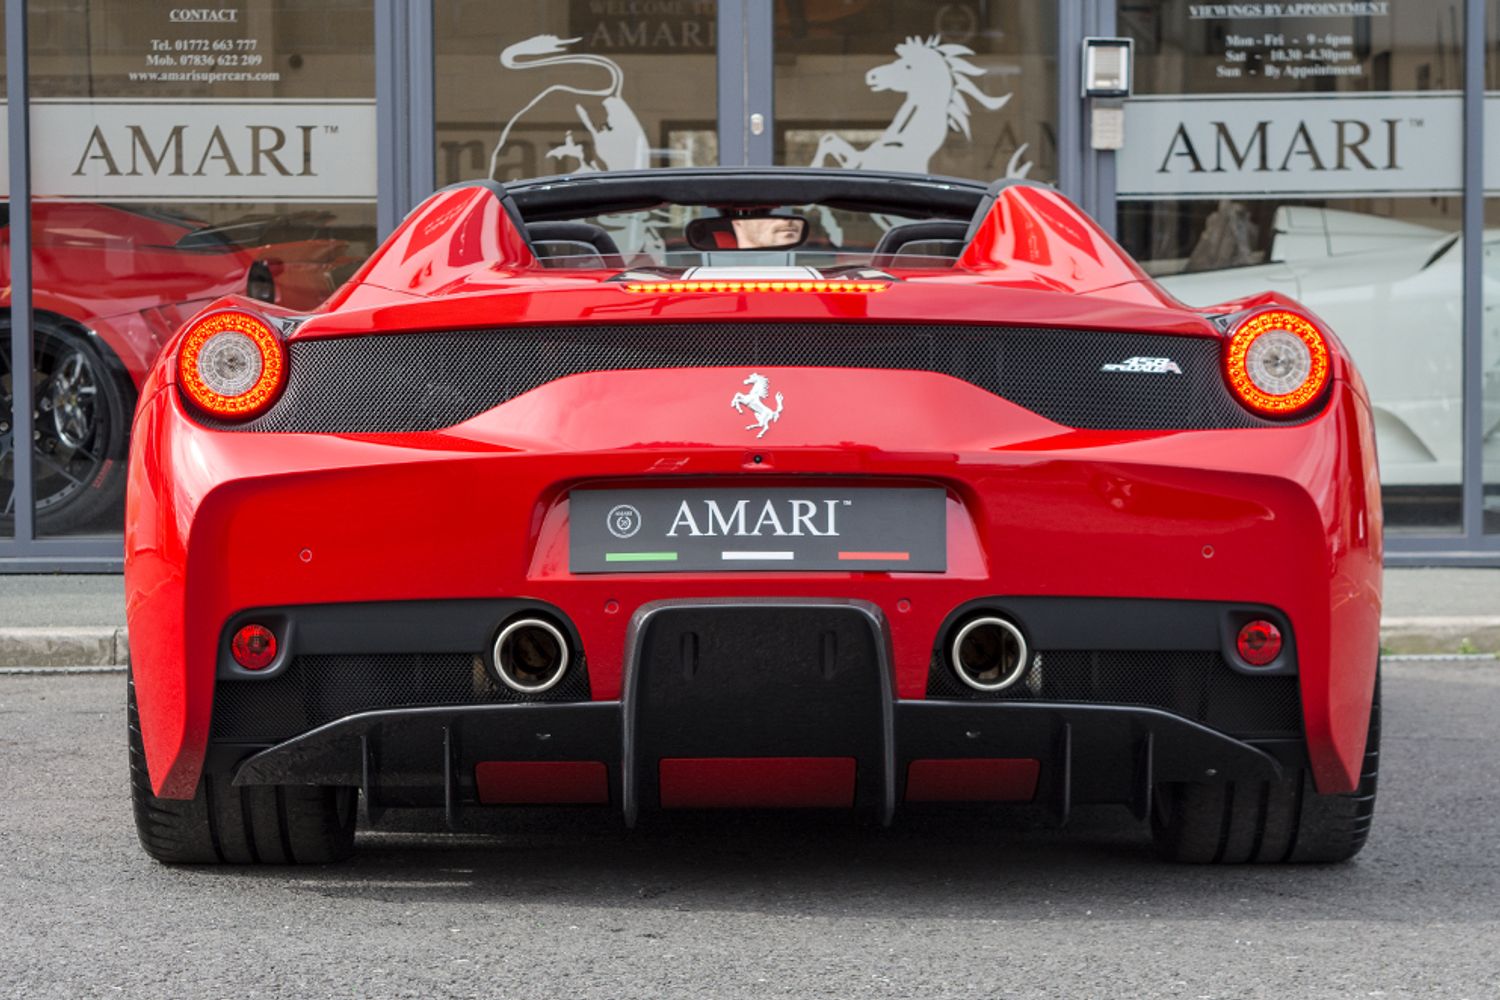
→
(504, 167, 994, 222)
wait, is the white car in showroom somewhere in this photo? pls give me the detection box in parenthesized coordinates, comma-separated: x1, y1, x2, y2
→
(1159, 206, 1499, 489)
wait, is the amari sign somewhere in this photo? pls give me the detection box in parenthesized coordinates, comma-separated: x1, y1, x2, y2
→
(1118, 92, 1499, 200)
(0, 98, 377, 202)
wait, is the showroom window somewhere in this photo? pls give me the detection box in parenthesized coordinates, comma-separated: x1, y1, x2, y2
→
(1117, 0, 1468, 534)
(432, 2, 719, 257)
(434, 1, 719, 187)
(5, 0, 375, 544)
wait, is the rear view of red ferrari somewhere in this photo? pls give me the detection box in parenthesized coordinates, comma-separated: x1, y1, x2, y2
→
(124, 169, 1382, 865)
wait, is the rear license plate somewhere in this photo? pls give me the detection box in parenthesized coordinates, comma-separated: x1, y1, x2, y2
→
(570, 487, 946, 573)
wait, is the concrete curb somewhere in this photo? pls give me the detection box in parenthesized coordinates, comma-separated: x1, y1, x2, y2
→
(1, 617, 1498, 668)
(0, 627, 130, 668)
(1380, 617, 1500, 656)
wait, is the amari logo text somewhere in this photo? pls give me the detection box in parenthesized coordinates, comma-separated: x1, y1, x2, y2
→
(1100, 356, 1184, 375)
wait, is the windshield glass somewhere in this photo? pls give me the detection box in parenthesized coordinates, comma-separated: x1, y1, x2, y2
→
(527, 203, 968, 270)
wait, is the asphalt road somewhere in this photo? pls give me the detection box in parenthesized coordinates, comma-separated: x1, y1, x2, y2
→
(2, 662, 1497, 1000)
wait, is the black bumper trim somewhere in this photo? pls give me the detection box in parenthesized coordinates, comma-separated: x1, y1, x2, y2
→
(233, 702, 621, 814)
(895, 700, 1282, 820)
(618, 599, 898, 827)
(227, 599, 1289, 825)
(231, 698, 1284, 825)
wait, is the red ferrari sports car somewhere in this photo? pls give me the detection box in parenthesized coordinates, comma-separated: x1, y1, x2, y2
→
(124, 169, 1382, 865)
(2, 201, 346, 532)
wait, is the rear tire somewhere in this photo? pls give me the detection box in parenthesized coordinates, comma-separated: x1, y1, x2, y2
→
(129, 673, 356, 864)
(1150, 669, 1380, 864)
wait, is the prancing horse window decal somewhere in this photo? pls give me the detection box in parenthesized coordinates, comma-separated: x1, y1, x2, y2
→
(807, 35, 1032, 244)
(487, 33, 1033, 251)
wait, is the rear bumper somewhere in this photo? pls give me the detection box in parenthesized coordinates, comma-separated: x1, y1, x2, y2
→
(221, 599, 1292, 824)
(227, 700, 1289, 825)
(125, 369, 1381, 800)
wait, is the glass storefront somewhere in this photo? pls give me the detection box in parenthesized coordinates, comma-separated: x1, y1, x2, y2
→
(772, 1, 1056, 247)
(1117, 0, 1467, 533)
(435, 1, 719, 190)
(14, 0, 375, 538)
(0, 0, 1496, 566)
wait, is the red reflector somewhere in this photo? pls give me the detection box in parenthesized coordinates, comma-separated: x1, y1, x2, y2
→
(474, 761, 609, 805)
(1236, 620, 1283, 667)
(904, 759, 1040, 803)
(230, 624, 277, 670)
(658, 757, 855, 809)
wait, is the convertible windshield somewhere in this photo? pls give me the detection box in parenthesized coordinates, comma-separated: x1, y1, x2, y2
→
(528, 204, 968, 270)
(505, 167, 988, 269)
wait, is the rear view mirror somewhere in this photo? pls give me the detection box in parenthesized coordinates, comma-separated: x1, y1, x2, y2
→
(687, 214, 809, 251)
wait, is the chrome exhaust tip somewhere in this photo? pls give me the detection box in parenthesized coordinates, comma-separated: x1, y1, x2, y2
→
(492, 617, 571, 694)
(949, 616, 1029, 692)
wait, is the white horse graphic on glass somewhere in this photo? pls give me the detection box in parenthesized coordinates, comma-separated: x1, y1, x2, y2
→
(809, 36, 1031, 244)
(811, 35, 1031, 177)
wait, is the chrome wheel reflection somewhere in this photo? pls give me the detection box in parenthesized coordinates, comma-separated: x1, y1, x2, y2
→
(1, 322, 126, 530)
(43, 350, 99, 450)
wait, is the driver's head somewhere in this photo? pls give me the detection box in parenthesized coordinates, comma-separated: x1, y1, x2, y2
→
(730, 216, 803, 249)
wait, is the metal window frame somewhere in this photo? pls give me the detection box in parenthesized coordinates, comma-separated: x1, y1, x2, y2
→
(1385, 0, 1498, 564)
(376, 0, 434, 238)
(0, 0, 1495, 570)
(1076, 0, 1118, 232)
(719, 0, 772, 165)
(0, 1, 116, 570)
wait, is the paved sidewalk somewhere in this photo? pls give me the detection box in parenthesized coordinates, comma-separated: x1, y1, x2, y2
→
(0, 575, 128, 667)
(1378, 568, 1500, 654)
(0, 569, 1496, 666)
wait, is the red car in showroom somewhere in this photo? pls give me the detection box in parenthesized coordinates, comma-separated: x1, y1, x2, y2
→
(2, 201, 346, 532)
(124, 169, 1382, 865)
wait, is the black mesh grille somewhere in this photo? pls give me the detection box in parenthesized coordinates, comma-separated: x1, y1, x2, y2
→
(200, 323, 1299, 434)
(926, 649, 1301, 736)
(210, 653, 592, 743)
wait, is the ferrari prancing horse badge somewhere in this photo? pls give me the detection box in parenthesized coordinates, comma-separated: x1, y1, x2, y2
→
(730, 372, 785, 439)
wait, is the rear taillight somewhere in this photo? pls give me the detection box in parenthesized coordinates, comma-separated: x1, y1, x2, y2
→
(177, 310, 286, 419)
(1223, 309, 1330, 417)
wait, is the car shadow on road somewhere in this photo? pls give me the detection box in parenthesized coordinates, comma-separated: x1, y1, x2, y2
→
(205, 803, 1408, 922)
